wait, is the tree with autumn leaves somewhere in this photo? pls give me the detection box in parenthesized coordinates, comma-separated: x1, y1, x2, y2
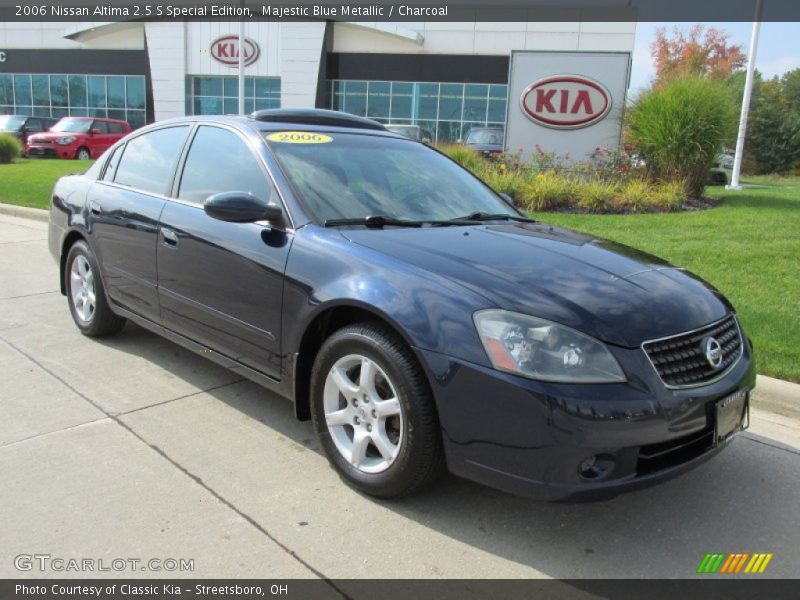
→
(651, 24, 747, 84)
(634, 25, 799, 177)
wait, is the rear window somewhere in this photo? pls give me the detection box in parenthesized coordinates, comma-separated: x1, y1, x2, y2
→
(466, 129, 503, 145)
(114, 126, 189, 195)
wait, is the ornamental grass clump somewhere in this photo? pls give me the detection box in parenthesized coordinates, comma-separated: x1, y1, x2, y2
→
(626, 76, 736, 198)
(0, 133, 22, 164)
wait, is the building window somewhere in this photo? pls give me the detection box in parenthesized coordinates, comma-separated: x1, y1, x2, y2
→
(329, 79, 508, 143)
(187, 76, 281, 115)
(0, 73, 147, 129)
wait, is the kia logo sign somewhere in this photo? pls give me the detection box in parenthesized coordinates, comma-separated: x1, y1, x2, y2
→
(210, 35, 260, 67)
(520, 75, 612, 129)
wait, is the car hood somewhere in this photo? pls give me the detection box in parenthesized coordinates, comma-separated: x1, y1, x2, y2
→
(342, 222, 731, 347)
(30, 131, 83, 140)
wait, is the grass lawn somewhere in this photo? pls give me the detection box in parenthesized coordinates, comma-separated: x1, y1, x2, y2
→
(0, 158, 94, 210)
(538, 177, 800, 382)
(0, 159, 797, 381)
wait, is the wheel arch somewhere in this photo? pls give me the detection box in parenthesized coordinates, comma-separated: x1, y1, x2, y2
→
(59, 230, 87, 295)
(292, 301, 420, 422)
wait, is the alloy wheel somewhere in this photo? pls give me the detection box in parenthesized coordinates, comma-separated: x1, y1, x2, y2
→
(323, 354, 404, 474)
(70, 254, 96, 323)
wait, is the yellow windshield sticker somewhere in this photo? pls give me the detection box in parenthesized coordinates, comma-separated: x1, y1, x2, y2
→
(266, 131, 333, 144)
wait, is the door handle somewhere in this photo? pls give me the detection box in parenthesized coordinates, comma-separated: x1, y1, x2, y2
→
(161, 227, 179, 247)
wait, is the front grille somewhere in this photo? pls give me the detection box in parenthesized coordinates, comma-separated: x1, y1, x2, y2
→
(636, 426, 714, 476)
(643, 316, 742, 388)
(30, 139, 52, 144)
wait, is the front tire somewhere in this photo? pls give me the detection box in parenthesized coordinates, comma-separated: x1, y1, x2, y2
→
(76, 147, 91, 160)
(310, 322, 444, 498)
(65, 240, 125, 337)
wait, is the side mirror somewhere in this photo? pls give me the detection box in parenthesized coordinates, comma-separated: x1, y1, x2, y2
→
(204, 191, 283, 224)
(421, 137, 432, 144)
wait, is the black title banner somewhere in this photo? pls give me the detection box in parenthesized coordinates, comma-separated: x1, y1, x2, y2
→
(0, 0, 798, 22)
(4, 579, 800, 600)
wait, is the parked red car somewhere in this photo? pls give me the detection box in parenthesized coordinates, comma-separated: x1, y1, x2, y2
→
(26, 117, 131, 160)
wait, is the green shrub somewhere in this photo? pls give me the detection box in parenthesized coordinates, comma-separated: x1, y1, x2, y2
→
(647, 180, 685, 210)
(575, 179, 619, 212)
(439, 143, 485, 174)
(518, 171, 575, 211)
(614, 178, 651, 211)
(0, 133, 22, 164)
(626, 76, 736, 198)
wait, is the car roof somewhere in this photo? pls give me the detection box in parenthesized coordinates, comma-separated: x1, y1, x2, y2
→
(147, 109, 403, 139)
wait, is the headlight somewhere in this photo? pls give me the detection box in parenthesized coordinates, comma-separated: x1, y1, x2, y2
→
(55, 136, 75, 145)
(473, 309, 626, 383)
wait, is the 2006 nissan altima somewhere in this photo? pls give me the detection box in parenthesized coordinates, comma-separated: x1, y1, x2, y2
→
(48, 109, 754, 500)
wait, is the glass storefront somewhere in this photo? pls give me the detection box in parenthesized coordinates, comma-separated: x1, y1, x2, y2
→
(329, 79, 508, 142)
(0, 73, 147, 129)
(187, 76, 281, 115)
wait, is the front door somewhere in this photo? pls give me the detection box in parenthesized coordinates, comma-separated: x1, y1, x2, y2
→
(157, 124, 291, 378)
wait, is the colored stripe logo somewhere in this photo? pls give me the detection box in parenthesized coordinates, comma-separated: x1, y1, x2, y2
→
(697, 552, 773, 574)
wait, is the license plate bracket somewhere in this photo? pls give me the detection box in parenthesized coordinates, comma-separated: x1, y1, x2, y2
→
(715, 390, 749, 446)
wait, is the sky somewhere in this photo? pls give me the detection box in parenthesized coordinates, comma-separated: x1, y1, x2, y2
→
(629, 22, 800, 95)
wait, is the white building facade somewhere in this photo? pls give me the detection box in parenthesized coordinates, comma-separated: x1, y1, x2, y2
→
(0, 20, 635, 141)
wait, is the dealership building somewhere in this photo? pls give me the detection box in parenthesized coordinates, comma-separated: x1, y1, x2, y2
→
(0, 19, 635, 141)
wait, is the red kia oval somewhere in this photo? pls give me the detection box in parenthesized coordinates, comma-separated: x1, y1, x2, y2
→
(210, 35, 260, 67)
(520, 75, 612, 129)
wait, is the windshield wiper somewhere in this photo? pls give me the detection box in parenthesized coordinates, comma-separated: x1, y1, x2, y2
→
(449, 212, 537, 223)
(325, 215, 426, 229)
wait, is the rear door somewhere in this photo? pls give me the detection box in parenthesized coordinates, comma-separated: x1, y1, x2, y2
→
(157, 124, 291, 378)
(87, 125, 191, 323)
(90, 120, 114, 155)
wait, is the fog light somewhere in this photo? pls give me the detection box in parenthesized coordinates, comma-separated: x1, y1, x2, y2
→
(578, 454, 615, 480)
(579, 455, 597, 474)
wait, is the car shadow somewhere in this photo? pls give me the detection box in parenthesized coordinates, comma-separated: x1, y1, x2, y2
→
(99, 323, 800, 579)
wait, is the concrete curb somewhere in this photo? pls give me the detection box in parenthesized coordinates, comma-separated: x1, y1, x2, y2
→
(1, 200, 798, 419)
(0, 203, 49, 222)
(753, 375, 800, 420)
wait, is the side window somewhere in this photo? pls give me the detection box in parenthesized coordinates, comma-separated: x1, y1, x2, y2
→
(108, 122, 125, 134)
(26, 119, 43, 132)
(92, 121, 109, 134)
(102, 144, 124, 182)
(178, 126, 273, 205)
(114, 126, 189, 195)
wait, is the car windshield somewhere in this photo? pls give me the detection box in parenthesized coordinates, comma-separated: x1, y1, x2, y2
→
(265, 132, 515, 224)
(51, 118, 92, 133)
(0, 115, 25, 131)
(466, 129, 503, 145)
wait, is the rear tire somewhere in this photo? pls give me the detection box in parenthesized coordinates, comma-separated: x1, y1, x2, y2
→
(65, 240, 125, 337)
(310, 322, 445, 498)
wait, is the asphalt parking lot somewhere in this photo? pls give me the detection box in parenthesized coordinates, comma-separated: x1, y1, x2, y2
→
(2, 213, 799, 580)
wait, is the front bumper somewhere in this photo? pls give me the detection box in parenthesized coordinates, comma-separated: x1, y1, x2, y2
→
(416, 334, 755, 501)
(27, 144, 73, 159)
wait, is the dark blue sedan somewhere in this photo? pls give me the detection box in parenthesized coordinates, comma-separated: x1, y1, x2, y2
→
(48, 109, 755, 500)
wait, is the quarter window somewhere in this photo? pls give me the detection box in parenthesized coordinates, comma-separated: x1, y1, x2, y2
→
(178, 126, 272, 205)
(102, 144, 124, 182)
(114, 126, 189, 195)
